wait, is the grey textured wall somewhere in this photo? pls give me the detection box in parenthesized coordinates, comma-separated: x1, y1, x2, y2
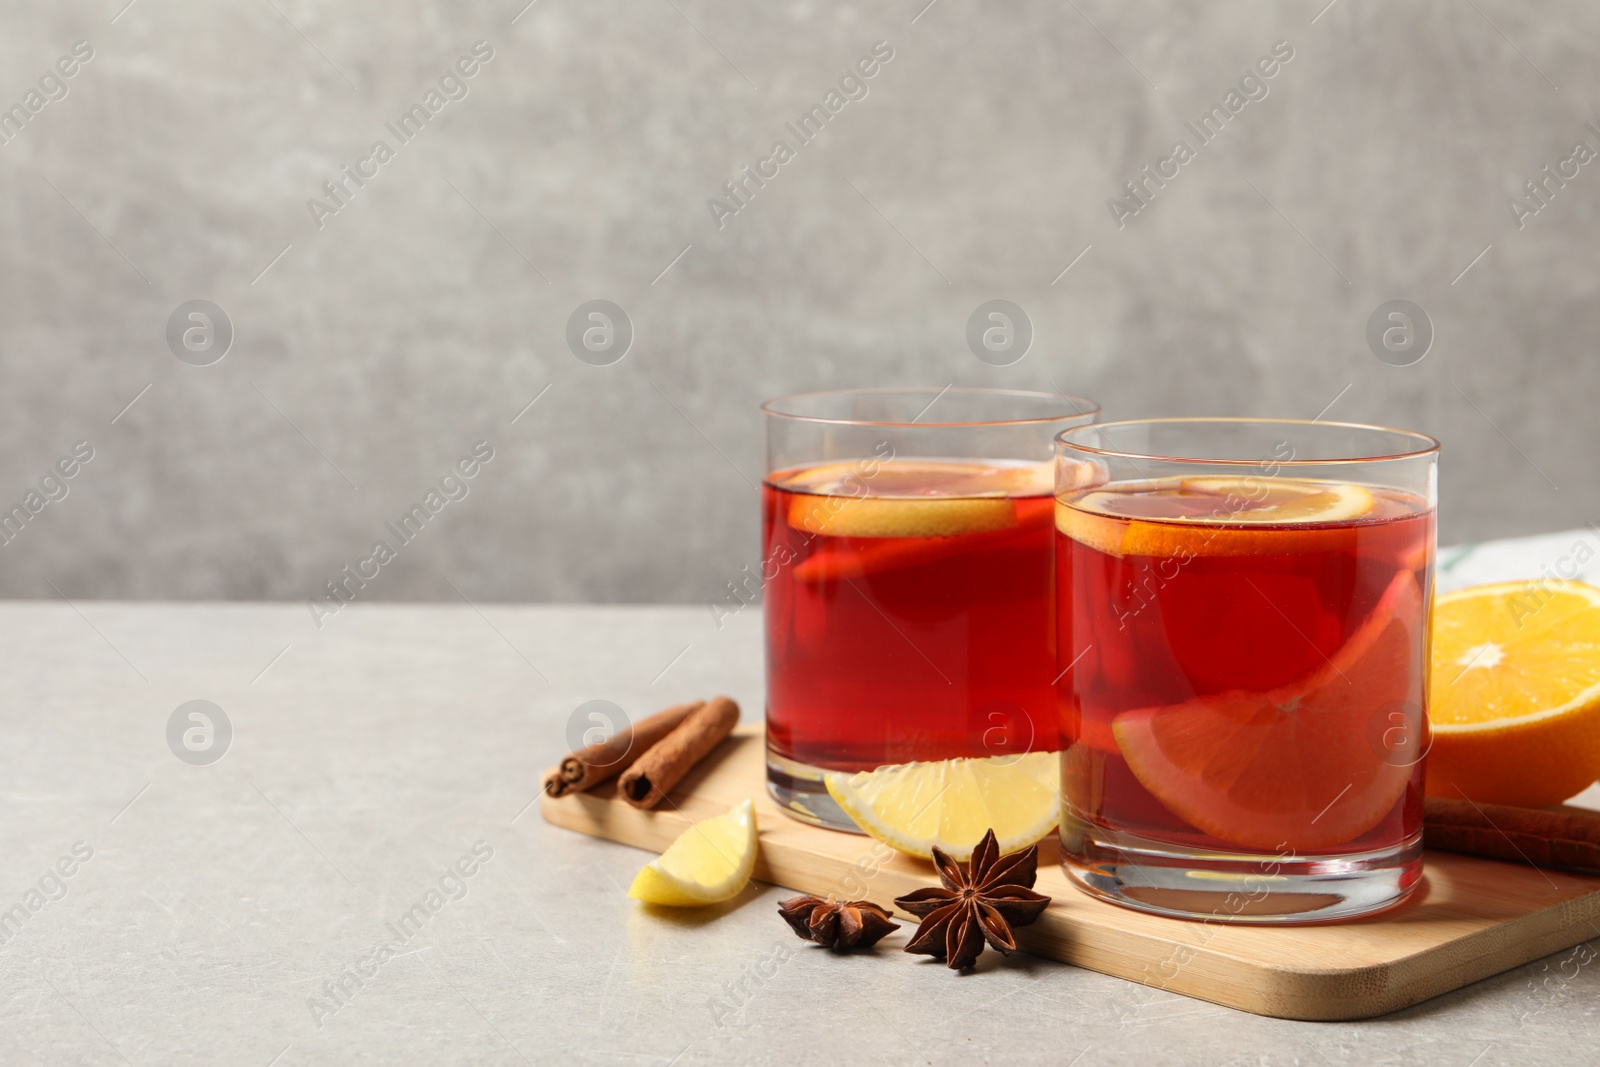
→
(1, 0, 1595, 605)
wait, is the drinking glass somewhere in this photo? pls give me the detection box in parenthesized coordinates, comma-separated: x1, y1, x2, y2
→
(762, 388, 1098, 830)
(1055, 418, 1438, 922)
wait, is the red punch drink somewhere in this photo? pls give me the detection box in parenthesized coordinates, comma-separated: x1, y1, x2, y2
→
(761, 389, 1098, 830)
(1055, 419, 1438, 923)
(764, 458, 1056, 772)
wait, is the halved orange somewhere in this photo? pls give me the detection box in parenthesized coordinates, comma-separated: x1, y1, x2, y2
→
(1426, 580, 1600, 807)
(1057, 476, 1374, 559)
(1112, 571, 1422, 851)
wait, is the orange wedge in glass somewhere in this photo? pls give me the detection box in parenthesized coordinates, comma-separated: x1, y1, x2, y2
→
(1112, 570, 1422, 851)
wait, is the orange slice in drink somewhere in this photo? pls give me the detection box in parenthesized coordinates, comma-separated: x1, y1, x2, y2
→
(1057, 476, 1375, 559)
(1111, 570, 1421, 851)
(1426, 580, 1600, 806)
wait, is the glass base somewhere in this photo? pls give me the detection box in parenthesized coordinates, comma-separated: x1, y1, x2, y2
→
(1062, 825, 1423, 924)
(765, 748, 865, 833)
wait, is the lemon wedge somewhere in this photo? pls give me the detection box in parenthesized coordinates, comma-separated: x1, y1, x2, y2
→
(627, 799, 758, 906)
(824, 752, 1059, 861)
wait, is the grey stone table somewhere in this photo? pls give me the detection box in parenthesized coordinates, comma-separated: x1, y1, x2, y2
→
(3, 529, 1599, 1066)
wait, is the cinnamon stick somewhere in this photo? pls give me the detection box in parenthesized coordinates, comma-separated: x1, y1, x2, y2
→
(543, 700, 704, 798)
(1424, 796, 1600, 876)
(618, 695, 740, 809)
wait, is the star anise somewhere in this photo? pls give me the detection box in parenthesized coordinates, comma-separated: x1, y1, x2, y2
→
(893, 830, 1051, 970)
(777, 894, 900, 950)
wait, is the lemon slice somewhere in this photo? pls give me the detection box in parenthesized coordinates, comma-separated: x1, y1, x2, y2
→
(627, 799, 758, 906)
(1428, 580, 1600, 806)
(1058, 477, 1377, 558)
(824, 752, 1058, 861)
(791, 496, 1016, 538)
(781, 459, 1047, 538)
(782, 459, 1052, 497)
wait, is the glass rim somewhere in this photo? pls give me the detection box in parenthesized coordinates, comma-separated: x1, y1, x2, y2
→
(760, 386, 1099, 428)
(1055, 417, 1440, 466)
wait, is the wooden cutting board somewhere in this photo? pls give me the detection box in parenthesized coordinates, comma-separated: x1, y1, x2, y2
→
(541, 726, 1600, 1021)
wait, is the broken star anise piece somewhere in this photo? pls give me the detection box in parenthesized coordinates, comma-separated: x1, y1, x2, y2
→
(777, 894, 900, 950)
(893, 829, 1051, 970)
